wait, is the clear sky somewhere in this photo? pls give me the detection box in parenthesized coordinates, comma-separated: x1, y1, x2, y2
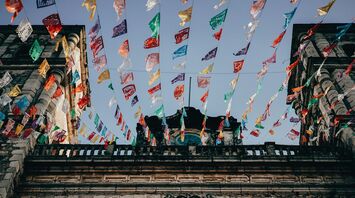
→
(1, 0, 354, 145)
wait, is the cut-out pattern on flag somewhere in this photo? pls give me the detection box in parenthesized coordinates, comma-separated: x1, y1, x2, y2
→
(209, 9, 228, 30)
(202, 47, 218, 61)
(29, 39, 43, 62)
(197, 76, 211, 88)
(149, 12, 160, 38)
(42, 13, 62, 39)
(148, 69, 160, 86)
(82, 0, 97, 20)
(89, 18, 101, 41)
(90, 36, 104, 58)
(233, 60, 244, 73)
(144, 37, 159, 49)
(178, 6, 192, 26)
(5, 0, 23, 23)
(145, 53, 160, 72)
(120, 72, 134, 85)
(112, 19, 127, 38)
(37, 0, 55, 8)
(113, 0, 125, 20)
(146, 0, 159, 11)
(119, 39, 129, 58)
(122, 84, 136, 100)
(92, 54, 107, 72)
(148, 83, 161, 95)
(317, 0, 336, 16)
(213, 28, 223, 41)
(97, 69, 110, 84)
(233, 42, 250, 56)
(171, 73, 185, 84)
(38, 59, 50, 78)
(0, 72, 12, 89)
(173, 45, 188, 59)
(174, 84, 184, 100)
(175, 27, 190, 44)
(16, 17, 32, 42)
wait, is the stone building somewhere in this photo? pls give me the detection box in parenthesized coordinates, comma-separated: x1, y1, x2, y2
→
(0, 25, 90, 197)
(288, 23, 355, 153)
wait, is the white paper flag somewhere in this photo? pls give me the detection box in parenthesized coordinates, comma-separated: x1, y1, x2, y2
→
(16, 17, 33, 42)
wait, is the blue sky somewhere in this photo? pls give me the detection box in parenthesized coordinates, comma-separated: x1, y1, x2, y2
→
(1, 0, 354, 145)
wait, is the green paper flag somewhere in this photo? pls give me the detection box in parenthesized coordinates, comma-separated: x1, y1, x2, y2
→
(224, 90, 235, 102)
(29, 39, 43, 62)
(52, 125, 60, 132)
(307, 98, 318, 109)
(70, 108, 76, 118)
(210, 9, 228, 30)
(108, 83, 114, 90)
(255, 123, 265, 129)
(154, 104, 164, 118)
(149, 12, 160, 38)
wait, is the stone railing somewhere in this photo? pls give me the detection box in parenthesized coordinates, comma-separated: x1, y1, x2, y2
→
(29, 142, 352, 161)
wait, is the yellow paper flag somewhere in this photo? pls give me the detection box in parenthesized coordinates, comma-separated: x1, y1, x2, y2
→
(8, 85, 21, 97)
(82, 0, 97, 20)
(200, 64, 214, 74)
(15, 124, 24, 136)
(178, 6, 192, 26)
(134, 106, 142, 119)
(317, 0, 336, 16)
(97, 69, 110, 84)
(148, 69, 160, 86)
(38, 58, 50, 78)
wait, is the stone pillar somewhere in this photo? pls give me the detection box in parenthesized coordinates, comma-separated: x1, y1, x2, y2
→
(316, 69, 347, 115)
(332, 69, 355, 111)
(35, 69, 65, 115)
(13, 70, 45, 109)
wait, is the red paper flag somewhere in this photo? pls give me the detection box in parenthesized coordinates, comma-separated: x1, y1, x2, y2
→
(77, 95, 90, 109)
(44, 74, 56, 91)
(5, 0, 23, 23)
(197, 76, 210, 88)
(322, 43, 337, 58)
(71, 83, 85, 94)
(52, 86, 63, 99)
(302, 22, 321, 41)
(200, 91, 209, 103)
(90, 36, 104, 58)
(42, 13, 62, 39)
(292, 85, 304, 93)
(286, 58, 300, 73)
(117, 112, 123, 126)
(119, 39, 129, 58)
(233, 60, 244, 73)
(271, 30, 286, 48)
(28, 106, 37, 119)
(173, 84, 184, 100)
(250, 129, 260, 137)
(122, 84, 136, 100)
(290, 129, 300, 136)
(345, 59, 355, 75)
(175, 27, 190, 44)
(213, 28, 223, 41)
(144, 37, 159, 49)
(148, 83, 161, 95)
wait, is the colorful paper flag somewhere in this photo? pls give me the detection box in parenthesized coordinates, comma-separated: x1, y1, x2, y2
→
(82, 0, 96, 20)
(233, 60, 244, 73)
(113, 0, 125, 20)
(52, 86, 63, 99)
(250, 129, 260, 137)
(42, 13, 62, 39)
(97, 69, 110, 84)
(78, 95, 90, 109)
(38, 59, 50, 78)
(89, 18, 101, 40)
(345, 59, 355, 75)
(8, 85, 21, 97)
(283, 7, 297, 29)
(148, 83, 161, 95)
(233, 42, 250, 56)
(29, 39, 43, 62)
(144, 36, 160, 49)
(250, 0, 266, 19)
(271, 30, 286, 48)
(213, 28, 223, 41)
(335, 23, 352, 41)
(317, 0, 336, 16)
(120, 72, 134, 85)
(197, 76, 210, 88)
(5, 0, 23, 23)
(92, 54, 107, 71)
(202, 47, 218, 61)
(37, 0, 55, 8)
(71, 70, 80, 85)
(149, 12, 160, 38)
(145, 53, 160, 72)
(200, 64, 214, 74)
(16, 17, 32, 42)
(178, 6, 192, 26)
(122, 84, 136, 100)
(175, 27, 190, 44)
(90, 36, 104, 58)
(174, 84, 184, 100)
(262, 50, 276, 64)
(148, 69, 161, 86)
(131, 95, 139, 107)
(171, 73, 185, 84)
(119, 39, 129, 58)
(154, 104, 164, 118)
(210, 9, 228, 30)
(112, 19, 127, 38)
(44, 74, 56, 91)
(0, 72, 12, 89)
(213, 0, 228, 10)
(173, 45, 188, 59)
(146, 0, 159, 11)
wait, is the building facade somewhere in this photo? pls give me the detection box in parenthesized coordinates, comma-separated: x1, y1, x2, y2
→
(288, 23, 355, 153)
(0, 25, 90, 197)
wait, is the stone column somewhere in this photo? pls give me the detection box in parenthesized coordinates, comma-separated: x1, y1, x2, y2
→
(35, 69, 64, 115)
(332, 69, 355, 111)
